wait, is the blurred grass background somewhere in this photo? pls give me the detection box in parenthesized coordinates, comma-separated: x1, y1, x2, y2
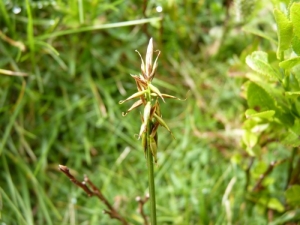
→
(0, 0, 289, 224)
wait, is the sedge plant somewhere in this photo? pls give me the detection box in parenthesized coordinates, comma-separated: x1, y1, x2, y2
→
(119, 38, 181, 225)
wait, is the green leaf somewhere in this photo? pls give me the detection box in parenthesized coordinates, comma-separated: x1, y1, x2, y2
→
(245, 109, 275, 120)
(292, 36, 300, 55)
(247, 82, 276, 111)
(267, 198, 285, 212)
(243, 118, 257, 129)
(279, 57, 300, 69)
(242, 130, 258, 156)
(271, 0, 290, 7)
(257, 195, 285, 212)
(285, 91, 300, 96)
(246, 82, 294, 126)
(291, 3, 300, 38)
(292, 67, 300, 88)
(274, 9, 293, 58)
(286, 185, 300, 207)
(282, 119, 300, 146)
(246, 51, 281, 81)
(252, 51, 268, 62)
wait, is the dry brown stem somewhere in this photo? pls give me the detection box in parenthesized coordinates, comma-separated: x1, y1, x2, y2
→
(59, 165, 129, 225)
(252, 160, 286, 192)
(136, 194, 149, 225)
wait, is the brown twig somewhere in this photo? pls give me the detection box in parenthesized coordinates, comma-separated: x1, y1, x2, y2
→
(59, 165, 129, 225)
(252, 160, 287, 192)
(142, 0, 148, 17)
(0, 30, 26, 51)
(58, 165, 94, 196)
(136, 194, 149, 225)
(252, 161, 276, 192)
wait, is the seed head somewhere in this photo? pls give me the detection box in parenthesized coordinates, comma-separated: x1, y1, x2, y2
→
(135, 38, 161, 82)
(146, 38, 153, 78)
(119, 38, 184, 163)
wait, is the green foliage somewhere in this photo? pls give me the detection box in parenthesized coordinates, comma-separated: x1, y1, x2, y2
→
(274, 8, 293, 58)
(242, 0, 300, 146)
(0, 0, 244, 224)
(246, 51, 281, 80)
(286, 185, 300, 206)
(290, 2, 300, 37)
(231, 0, 300, 222)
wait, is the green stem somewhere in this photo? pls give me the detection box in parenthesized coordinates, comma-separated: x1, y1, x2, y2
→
(146, 124, 157, 225)
(146, 89, 157, 225)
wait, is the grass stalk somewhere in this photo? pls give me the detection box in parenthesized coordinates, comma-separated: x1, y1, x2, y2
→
(119, 38, 179, 224)
(146, 100, 157, 225)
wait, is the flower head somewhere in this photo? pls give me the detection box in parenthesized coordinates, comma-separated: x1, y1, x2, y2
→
(119, 38, 183, 163)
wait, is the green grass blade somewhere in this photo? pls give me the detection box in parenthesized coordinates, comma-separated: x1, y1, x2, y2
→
(0, 81, 26, 156)
(37, 17, 162, 40)
(0, 188, 28, 225)
(25, 0, 35, 53)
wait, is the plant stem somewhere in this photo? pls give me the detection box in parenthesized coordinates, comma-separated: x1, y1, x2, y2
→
(146, 101, 157, 225)
(146, 136, 157, 224)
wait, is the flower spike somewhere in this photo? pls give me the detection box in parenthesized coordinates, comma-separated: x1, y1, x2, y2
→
(149, 50, 161, 81)
(135, 50, 146, 78)
(119, 90, 147, 104)
(146, 38, 153, 78)
(120, 38, 182, 164)
(122, 99, 143, 116)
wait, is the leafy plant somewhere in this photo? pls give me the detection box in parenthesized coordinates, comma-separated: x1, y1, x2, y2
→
(234, 0, 300, 222)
